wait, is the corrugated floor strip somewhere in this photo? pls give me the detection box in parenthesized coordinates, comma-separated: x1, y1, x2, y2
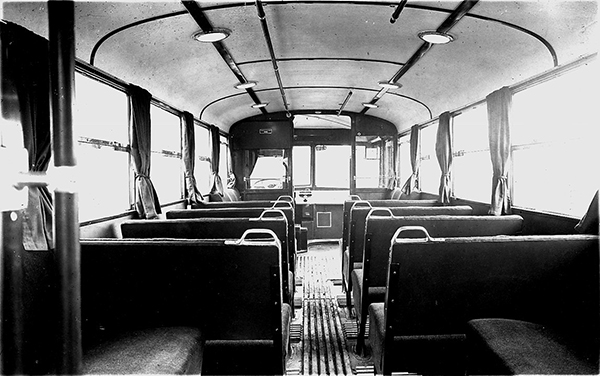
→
(287, 241, 374, 375)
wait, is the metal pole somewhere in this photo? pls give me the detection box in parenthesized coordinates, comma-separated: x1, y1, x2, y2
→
(48, 0, 82, 374)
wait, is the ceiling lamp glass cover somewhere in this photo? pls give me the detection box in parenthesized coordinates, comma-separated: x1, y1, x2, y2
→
(378, 81, 402, 90)
(234, 81, 258, 89)
(418, 31, 454, 44)
(192, 28, 231, 43)
(251, 103, 269, 109)
(362, 102, 378, 108)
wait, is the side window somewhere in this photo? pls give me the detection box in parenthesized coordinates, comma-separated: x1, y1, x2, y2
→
(219, 135, 229, 186)
(511, 59, 599, 217)
(397, 135, 411, 187)
(74, 73, 130, 221)
(355, 135, 395, 188)
(452, 105, 491, 203)
(418, 122, 438, 194)
(194, 123, 211, 195)
(150, 105, 182, 204)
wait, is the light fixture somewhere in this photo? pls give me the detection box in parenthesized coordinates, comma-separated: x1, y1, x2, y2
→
(418, 31, 454, 45)
(234, 81, 258, 89)
(251, 103, 269, 109)
(378, 81, 402, 90)
(362, 102, 378, 109)
(192, 28, 231, 43)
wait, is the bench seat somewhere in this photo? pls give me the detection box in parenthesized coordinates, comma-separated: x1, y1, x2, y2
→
(83, 326, 203, 375)
(466, 318, 598, 375)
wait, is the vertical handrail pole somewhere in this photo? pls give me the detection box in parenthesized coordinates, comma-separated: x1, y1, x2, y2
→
(0, 210, 25, 374)
(48, 0, 82, 374)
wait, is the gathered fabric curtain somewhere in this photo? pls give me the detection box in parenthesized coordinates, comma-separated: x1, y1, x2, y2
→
(435, 112, 453, 204)
(129, 85, 161, 219)
(208, 124, 223, 196)
(2, 22, 54, 250)
(487, 86, 512, 215)
(401, 125, 421, 195)
(182, 112, 203, 206)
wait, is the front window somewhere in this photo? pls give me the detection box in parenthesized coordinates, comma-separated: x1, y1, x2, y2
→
(248, 149, 289, 190)
(315, 144, 351, 188)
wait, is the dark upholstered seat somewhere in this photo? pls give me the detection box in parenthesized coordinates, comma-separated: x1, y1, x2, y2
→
(466, 318, 598, 375)
(83, 327, 203, 375)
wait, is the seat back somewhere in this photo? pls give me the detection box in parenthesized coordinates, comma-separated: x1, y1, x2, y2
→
(365, 214, 523, 288)
(387, 234, 599, 336)
(81, 233, 284, 342)
(120, 214, 292, 304)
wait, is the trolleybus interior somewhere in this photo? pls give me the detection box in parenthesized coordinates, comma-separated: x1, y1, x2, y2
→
(0, 0, 598, 375)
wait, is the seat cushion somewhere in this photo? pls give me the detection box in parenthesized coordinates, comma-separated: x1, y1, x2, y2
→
(467, 318, 598, 375)
(83, 326, 203, 375)
(351, 269, 386, 322)
(368, 303, 386, 374)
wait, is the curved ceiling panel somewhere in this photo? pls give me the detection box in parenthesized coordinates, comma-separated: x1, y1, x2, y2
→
(2, 1, 596, 135)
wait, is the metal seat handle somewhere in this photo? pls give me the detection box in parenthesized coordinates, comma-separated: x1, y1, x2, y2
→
(252, 208, 287, 221)
(227, 228, 279, 245)
(391, 225, 437, 245)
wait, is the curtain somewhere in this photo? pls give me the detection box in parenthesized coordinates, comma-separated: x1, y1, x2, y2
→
(208, 124, 223, 196)
(487, 86, 512, 215)
(435, 112, 453, 204)
(2, 22, 54, 250)
(401, 125, 421, 195)
(129, 84, 161, 218)
(182, 112, 203, 205)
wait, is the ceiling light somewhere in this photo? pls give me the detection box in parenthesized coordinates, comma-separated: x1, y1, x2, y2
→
(251, 103, 269, 109)
(378, 81, 402, 90)
(234, 81, 258, 89)
(192, 28, 231, 43)
(362, 102, 378, 109)
(418, 31, 454, 45)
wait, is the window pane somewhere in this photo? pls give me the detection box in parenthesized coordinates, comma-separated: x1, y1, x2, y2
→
(355, 136, 395, 188)
(453, 105, 492, 203)
(248, 150, 288, 190)
(74, 74, 128, 144)
(397, 135, 411, 188)
(74, 72, 130, 220)
(150, 105, 182, 203)
(315, 145, 350, 188)
(511, 59, 599, 217)
(77, 144, 130, 222)
(151, 105, 181, 152)
(194, 124, 211, 194)
(151, 153, 182, 203)
(293, 145, 311, 186)
(219, 137, 229, 185)
(419, 123, 438, 194)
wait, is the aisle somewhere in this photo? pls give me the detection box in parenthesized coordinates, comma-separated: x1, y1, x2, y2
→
(286, 241, 374, 375)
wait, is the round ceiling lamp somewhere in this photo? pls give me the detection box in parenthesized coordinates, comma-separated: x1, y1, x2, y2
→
(192, 28, 231, 43)
(418, 31, 454, 44)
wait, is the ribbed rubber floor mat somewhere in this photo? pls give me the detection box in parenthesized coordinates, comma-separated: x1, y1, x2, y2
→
(293, 246, 353, 375)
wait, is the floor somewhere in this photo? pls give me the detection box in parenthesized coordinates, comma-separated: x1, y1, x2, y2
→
(286, 240, 375, 375)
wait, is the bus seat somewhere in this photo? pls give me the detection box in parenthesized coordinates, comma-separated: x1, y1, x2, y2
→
(371, 234, 599, 375)
(83, 326, 203, 375)
(354, 214, 523, 353)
